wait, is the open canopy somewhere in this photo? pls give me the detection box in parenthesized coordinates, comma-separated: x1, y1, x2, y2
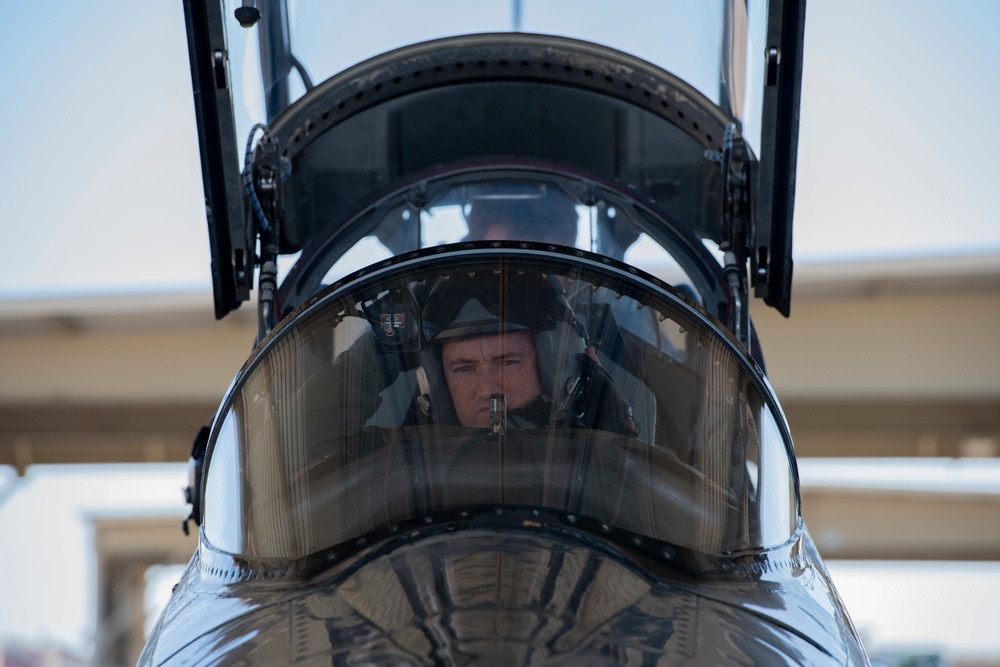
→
(184, 0, 805, 319)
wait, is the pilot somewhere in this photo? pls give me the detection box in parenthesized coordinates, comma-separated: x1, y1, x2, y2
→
(462, 187, 579, 246)
(461, 185, 644, 262)
(417, 270, 639, 436)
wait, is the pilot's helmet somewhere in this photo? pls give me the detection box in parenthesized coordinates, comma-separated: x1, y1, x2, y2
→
(463, 186, 579, 246)
(418, 269, 638, 436)
(418, 270, 585, 429)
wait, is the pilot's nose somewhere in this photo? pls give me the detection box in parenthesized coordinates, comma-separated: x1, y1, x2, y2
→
(476, 365, 504, 396)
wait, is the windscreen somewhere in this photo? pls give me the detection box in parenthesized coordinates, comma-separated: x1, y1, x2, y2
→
(204, 248, 796, 561)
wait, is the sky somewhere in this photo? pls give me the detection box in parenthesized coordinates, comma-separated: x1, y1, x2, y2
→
(0, 2, 209, 297)
(1, 0, 999, 663)
(795, 1, 1000, 260)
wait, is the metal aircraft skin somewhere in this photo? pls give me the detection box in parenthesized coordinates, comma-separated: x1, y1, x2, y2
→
(139, 1, 870, 665)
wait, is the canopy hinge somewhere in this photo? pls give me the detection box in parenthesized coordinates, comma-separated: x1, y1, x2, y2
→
(719, 123, 751, 352)
(245, 125, 285, 339)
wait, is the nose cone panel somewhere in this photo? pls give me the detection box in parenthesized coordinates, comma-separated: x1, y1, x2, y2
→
(147, 530, 849, 665)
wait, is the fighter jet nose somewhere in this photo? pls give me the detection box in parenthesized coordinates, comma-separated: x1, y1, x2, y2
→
(148, 527, 858, 666)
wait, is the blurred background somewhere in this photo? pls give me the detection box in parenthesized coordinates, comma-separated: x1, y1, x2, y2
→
(1, 1, 998, 665)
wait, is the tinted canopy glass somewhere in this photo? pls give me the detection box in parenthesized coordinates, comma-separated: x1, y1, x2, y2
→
(204, 247, 797, 561)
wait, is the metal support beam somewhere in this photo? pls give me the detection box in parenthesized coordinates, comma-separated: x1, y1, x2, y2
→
(785, 399, 1000, 458)
(803, 487, 1000, 560)
(0, 404, 216, 474)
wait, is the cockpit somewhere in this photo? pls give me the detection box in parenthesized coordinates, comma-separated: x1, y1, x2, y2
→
(203, 245, 797, 564)
(187, 13, 805, 576)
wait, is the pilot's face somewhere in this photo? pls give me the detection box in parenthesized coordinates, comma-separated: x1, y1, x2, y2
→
(441, 330, 543, 427)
